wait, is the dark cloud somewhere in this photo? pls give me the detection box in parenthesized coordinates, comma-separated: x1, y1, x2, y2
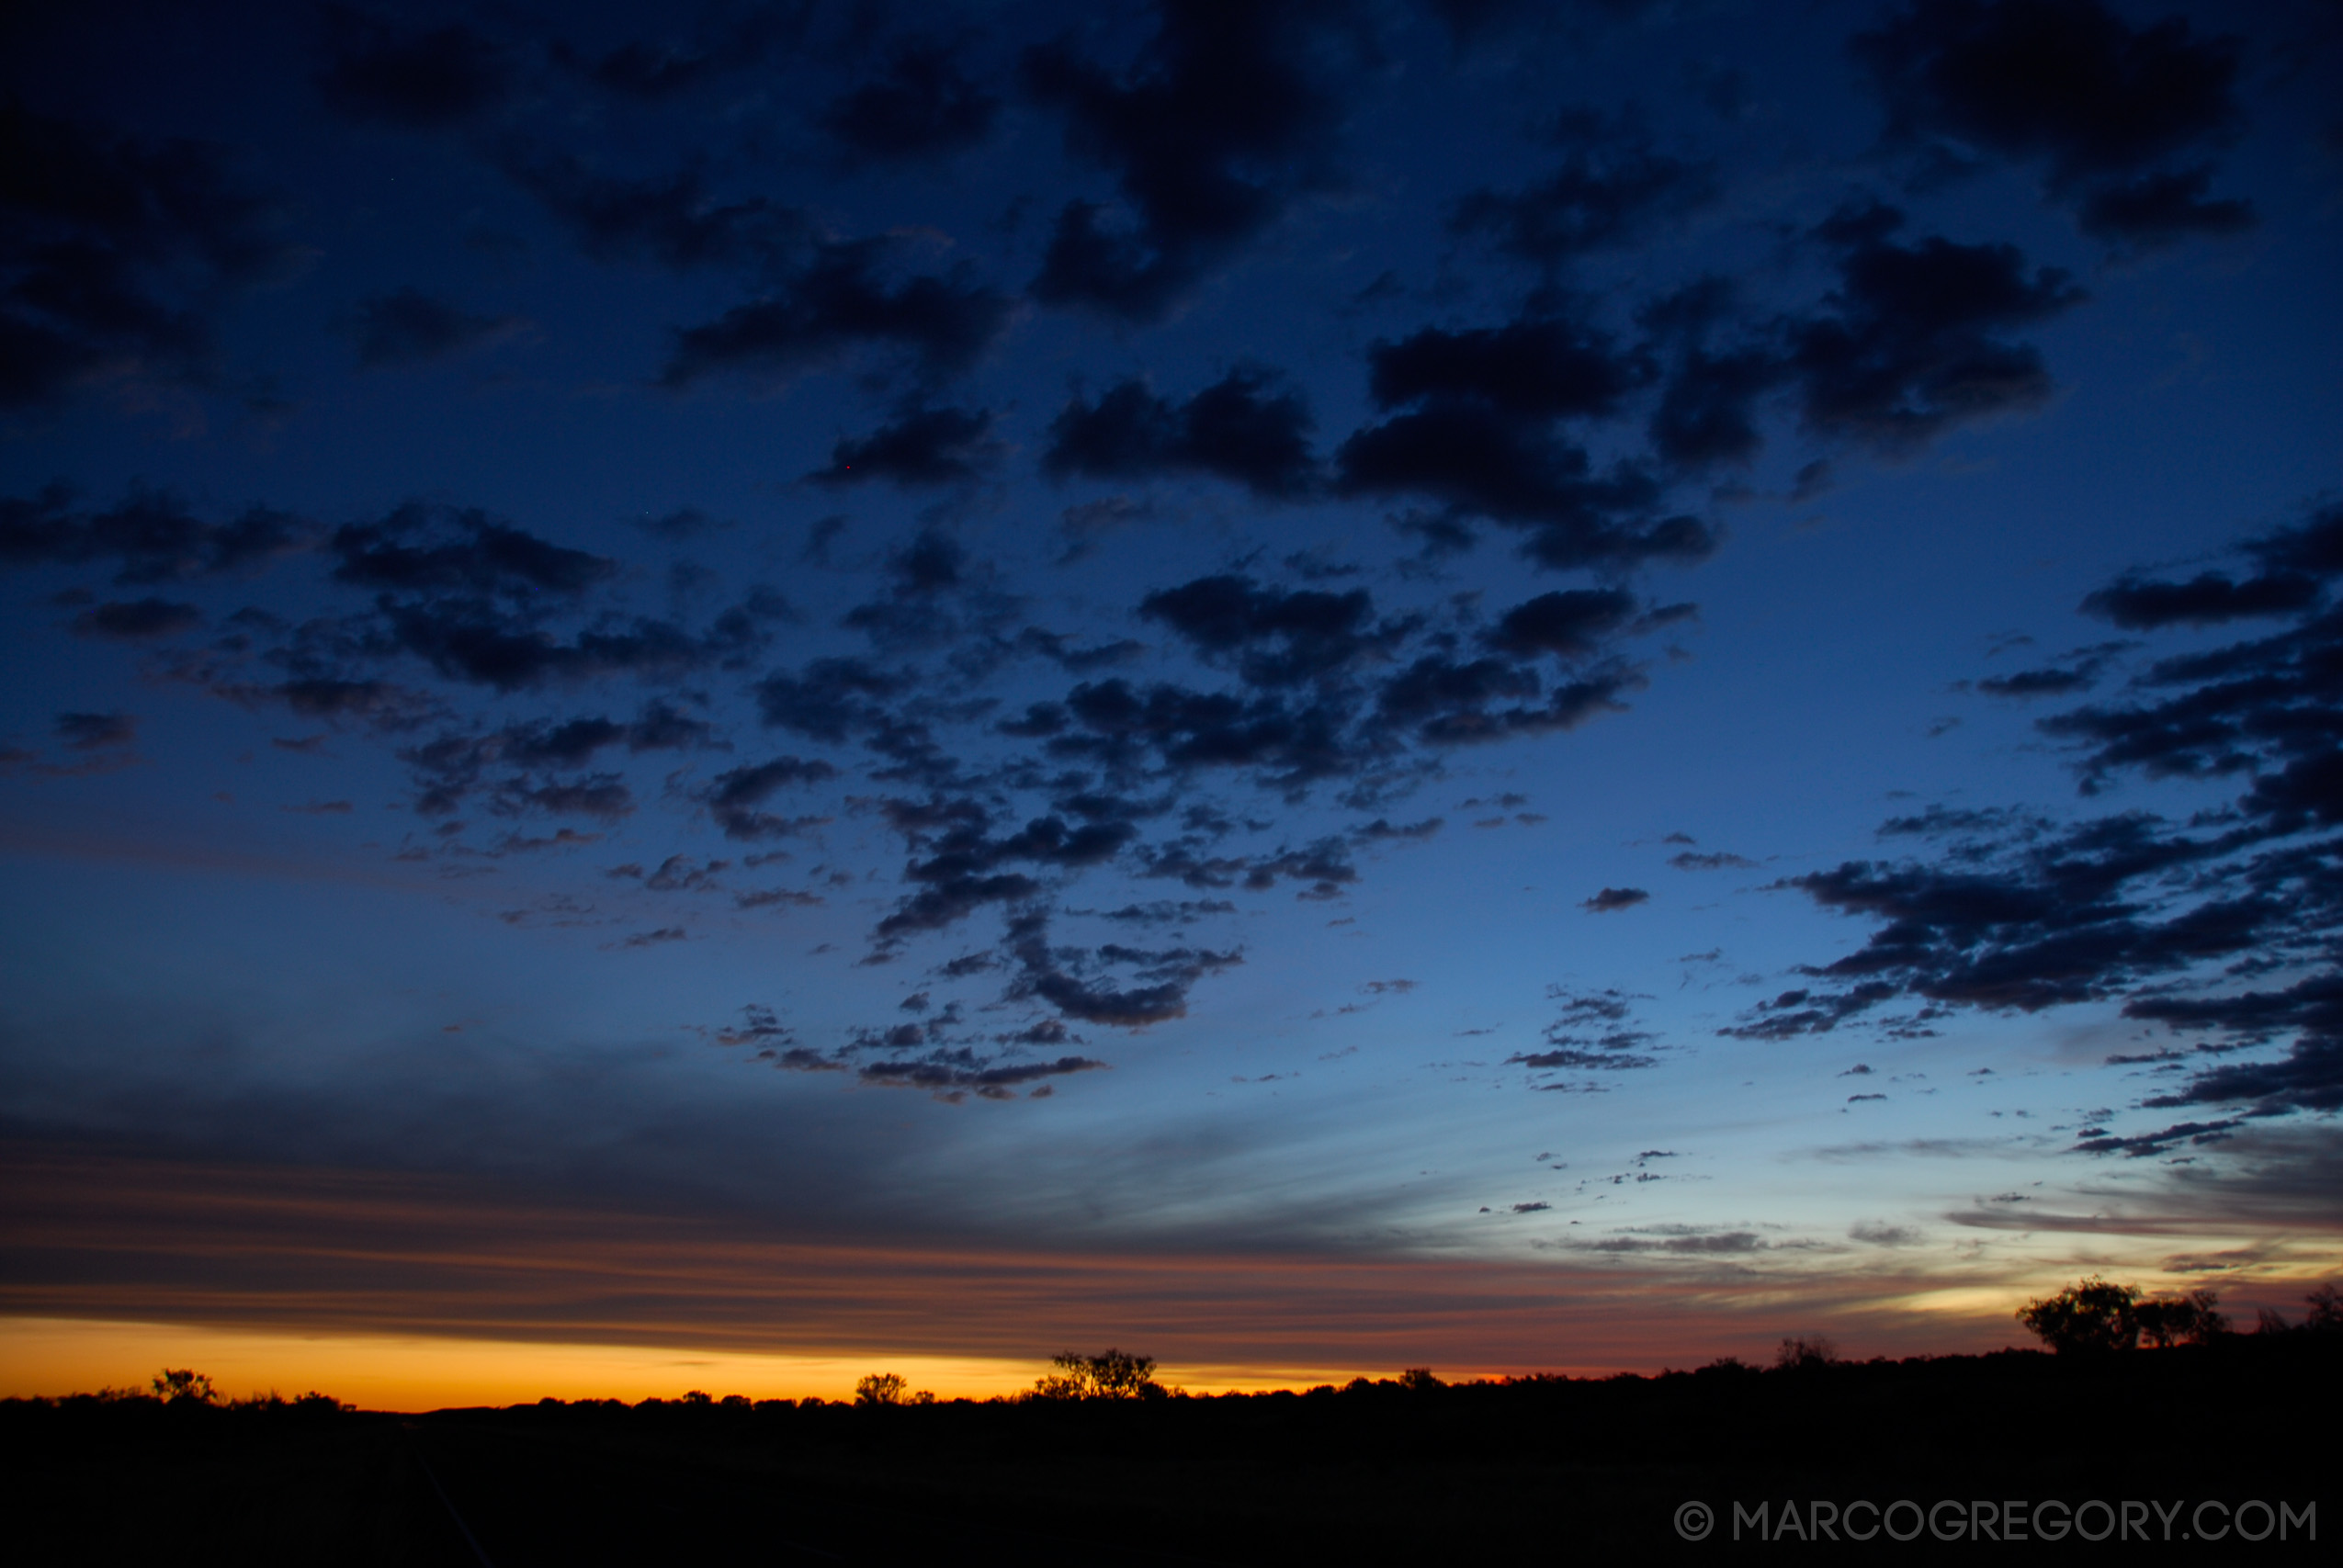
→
(1014, 627, 1146, 674)
(1136, 833, 1358, 901)
(329, 502, 612, 598)
(643, 854, 728, 893)
(497, 148, 805, 272)
(631, 507, 719, 539)
(2133, 976, 2343, 1119)
(1646, 328, 1786, 471)
(1508, 986, 1658, 1071)
(1426, 0, 1670, 47)
(755, 657, 906, 742)
(1670, 850, 1754, 871)
(1424, 0, 1529, 45)
(343, 288, 519, 368)
(704, 756, 839, 842)
(883, 528, 965, 597)
(313, 9, 514, 129)
(1791, 203, 2084, 452)
(1484, 589, 1637, 661)
(1508, 1044, 1652, 1070)
(2069, 1117, 2246, 1158)
(1453, 108, 1714, 268)
(663, 238, 1012, 385)
(1335, 310, 1709, 570)
(496, 705, 711, 768)
(559, 9, 793, 102)
(809, 403, 998, 487)
(1975, 652, 2112, 697)
(1003, 908, 1241, 1027)
(840, 529, 1002, 653)
(1099, 898, 1238, 924)
(0, 485, 310, 583)
(1247, 838, 1359, 900)
(1769, 819, 2247, 1011)
(821, 40, 1000, 162)
(487, 827, 599, 853)
(1335, 406, 1707, 570)
(2244, 504, 2343, 581)
(856, 1050, 1107, 1100)
(2076, 166, 2254, 244)
(284, 502, 783, 692)
(1022, 0, 1360, 320)
(1353, 818, 1440, 843)
(488, 140, 1014, 385)
(572, 42, 726, 102)
(996, 1018, 1075, 1045)
(1577, 1229, 1765, 1255)
(372, 598, 763, 692)
(0, 107, 298, 405)
(1722, 982, 1901, 1041)
(711, 1003, 794, 1050)
(1751, 503, 2343, 1134)
(874, 798, 1139, 941)
(735, 886, 821, 910)
(1854, 0, 2250, 243)
(71, 596, 202, 639)
(1582, 886, 1649, 912)
(1047, 675, 1382, 794)
(2081, 570, 2322, 630)
(1138, 574, 1396, 688)
(1876, 804, 2033, 840)
(54, 710, 135, 750)
(1042, 368, 1319, 500)
(2045, 528, 2343, 793)
(216, 674, 435, 731)
(1374, 653, 1639, 747)
(619, 699, 719, 753)
(397, 705, 723, 818)
(509, 774, 632, 822)
(1366, 319, 1649, 423)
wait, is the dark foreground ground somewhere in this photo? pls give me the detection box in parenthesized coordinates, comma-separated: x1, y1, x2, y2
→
(6, 1337, 2332, 1564)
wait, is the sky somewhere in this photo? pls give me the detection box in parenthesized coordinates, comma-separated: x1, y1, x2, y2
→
(3, 0, 2339, 1406)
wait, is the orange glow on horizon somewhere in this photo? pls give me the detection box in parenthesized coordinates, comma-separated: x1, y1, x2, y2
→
(0, 1317, 1384, 1410)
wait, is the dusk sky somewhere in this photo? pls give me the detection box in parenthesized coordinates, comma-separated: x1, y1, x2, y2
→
(4, 0, 2339, 1406)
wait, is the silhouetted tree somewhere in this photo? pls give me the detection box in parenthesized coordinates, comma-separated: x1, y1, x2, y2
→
(2134, 1288, 2227, 1347)
(2305, 1283, 2342, 1332)
(1774, 1336, 1838, 1369)
(1031, 1348, 1164, 1400)
(1397, 1367, 1444, 1391)
(152, 1369, 217, 1404)
(2018, 1278, 2141, 1353)
(855, 1371, 910, 1406)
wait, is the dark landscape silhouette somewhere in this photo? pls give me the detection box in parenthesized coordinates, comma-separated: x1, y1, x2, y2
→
(10, 1282, 2334, 1563)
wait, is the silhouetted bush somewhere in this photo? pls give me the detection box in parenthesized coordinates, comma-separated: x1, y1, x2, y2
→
(2018, 1277, 2234, 1353)
(1028, 1348, 1166, 1400)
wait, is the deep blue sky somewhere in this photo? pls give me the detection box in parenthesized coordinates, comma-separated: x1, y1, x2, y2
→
(3, 0, 2339, 1391)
